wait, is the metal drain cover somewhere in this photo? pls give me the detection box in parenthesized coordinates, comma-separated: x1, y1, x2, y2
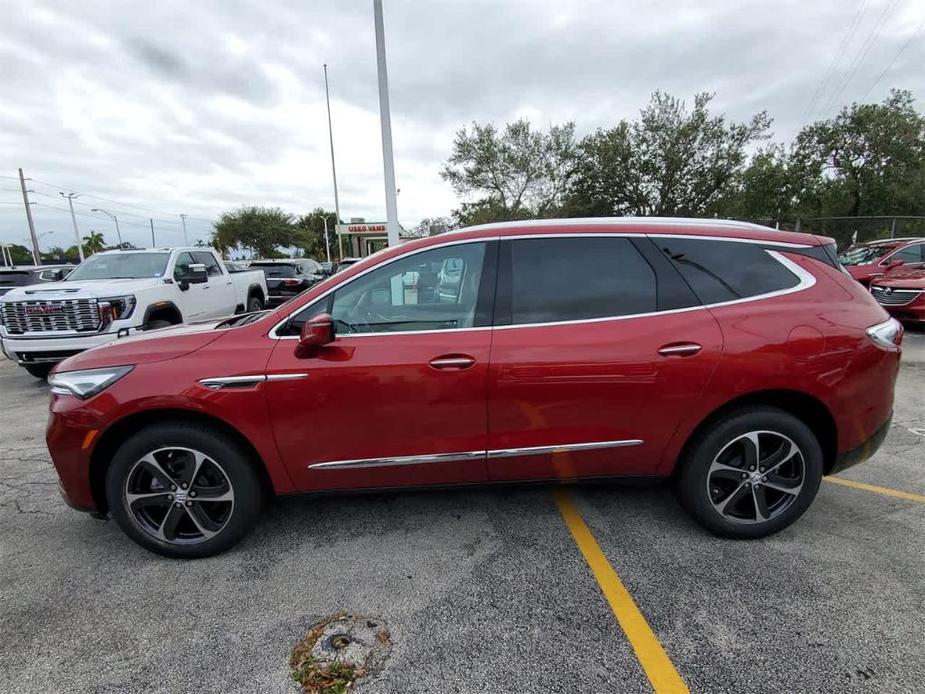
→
(290, 614, 391, 692)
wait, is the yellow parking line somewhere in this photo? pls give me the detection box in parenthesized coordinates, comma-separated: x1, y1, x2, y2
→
(824, 476, 925, 503)
(554, 489, 689, 694)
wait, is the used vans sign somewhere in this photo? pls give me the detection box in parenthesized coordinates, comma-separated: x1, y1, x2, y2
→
(335, 223, 387, 235)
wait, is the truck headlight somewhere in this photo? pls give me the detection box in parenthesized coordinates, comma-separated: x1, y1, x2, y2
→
(49, 365, 134, 399)
(98, 295, 136, 327)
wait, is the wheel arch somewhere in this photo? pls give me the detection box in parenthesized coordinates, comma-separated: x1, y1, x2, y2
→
(674, 389, 838, 476)
(247, 284, 265, 304)
(143, 301, 183, 327)
(89, 408, 273, 513)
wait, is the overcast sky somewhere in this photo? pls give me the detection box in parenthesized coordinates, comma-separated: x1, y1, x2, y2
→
(1, 0, 923, 252)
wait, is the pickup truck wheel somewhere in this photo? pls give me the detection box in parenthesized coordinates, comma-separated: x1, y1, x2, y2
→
(24, 363, 53, 380)
(247, 295, 263, 312)
(105, 423, 263, 558)
(145, 319, 173, 330)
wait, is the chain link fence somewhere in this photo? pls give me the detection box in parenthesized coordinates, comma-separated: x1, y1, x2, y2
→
(742, 216, 925, 250)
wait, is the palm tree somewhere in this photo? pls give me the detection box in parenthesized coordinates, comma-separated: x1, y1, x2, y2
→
(82, 230, 106, 255)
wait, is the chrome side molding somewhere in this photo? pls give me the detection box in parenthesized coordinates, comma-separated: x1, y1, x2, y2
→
(199, 373, 309, 389)
(308, 439, 644, 470)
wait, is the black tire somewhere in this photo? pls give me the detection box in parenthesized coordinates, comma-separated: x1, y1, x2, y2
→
(24, 363, 53, 380)
(144, 319, 174, 330)
(247, 294, 263, 312)
(105, 422, 264, 558)
(675, 407, 823, 539)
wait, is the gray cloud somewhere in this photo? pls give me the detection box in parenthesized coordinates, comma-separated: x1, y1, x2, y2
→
(1, 0, 923, 250)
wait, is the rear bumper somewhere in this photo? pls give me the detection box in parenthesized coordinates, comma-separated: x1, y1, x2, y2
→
(830, 413, 892, 475)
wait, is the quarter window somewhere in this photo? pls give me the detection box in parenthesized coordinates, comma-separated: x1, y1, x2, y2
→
(503, 237, 657, 325)
(657, 239, 800, 304)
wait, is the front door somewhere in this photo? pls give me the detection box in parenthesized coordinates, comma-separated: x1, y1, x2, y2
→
(486, 235, 723, 481)
(265, 240, 497, 491)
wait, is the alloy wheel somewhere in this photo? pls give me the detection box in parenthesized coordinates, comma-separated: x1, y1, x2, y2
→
(124, 447, 235, 544)
(707, 431, 805, 524)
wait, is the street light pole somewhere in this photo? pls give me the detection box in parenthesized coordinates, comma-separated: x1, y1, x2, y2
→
(59, 192, 85, 261)
(180, 214, 189, 245)
(149, 219, 157, 247)
(19, 169, 41, 264)
(373, 0, 400, 247)
(91, 208, 123, 248)
(323, 63, 342, 226)
(323, 216, 331, 264)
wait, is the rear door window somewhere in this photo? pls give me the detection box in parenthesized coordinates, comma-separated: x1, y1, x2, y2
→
(192, 251, 223, 277)
(655, 238, 800, 305)
(499, 237, 657, 325)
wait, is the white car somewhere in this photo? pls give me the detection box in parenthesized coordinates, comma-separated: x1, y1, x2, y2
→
(0, 248, 268, 378)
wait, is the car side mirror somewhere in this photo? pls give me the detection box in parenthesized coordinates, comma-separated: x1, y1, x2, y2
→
(187, 263, 208, 284)
(298, 313, 334, 354)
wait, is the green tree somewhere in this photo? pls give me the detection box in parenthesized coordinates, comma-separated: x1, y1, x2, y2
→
(720, 145, 799, 221)
(441, 119, 578, 225)
(212, 206, 297, 258)
(792, 89, 925, 218)
(293, 208, 339, 260)
(4, 244, 33, 265)
(42, 246, 68, 263)
(412, 217, 453, 237)
(566, 92, 771, 217)
(82, 230, 106, 255)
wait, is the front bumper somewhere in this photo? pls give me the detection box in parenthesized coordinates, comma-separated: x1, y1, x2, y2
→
(0, 326, 139, 365)
(830, 413, 892, 475)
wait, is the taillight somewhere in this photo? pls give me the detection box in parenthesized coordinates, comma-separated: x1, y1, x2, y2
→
(866, 318, 903, 351)
(280, 279, 302, 287)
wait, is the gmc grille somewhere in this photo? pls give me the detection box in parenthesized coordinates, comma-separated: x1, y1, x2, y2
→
(870, 286, 922, 306)
(1, 298, 101, 334)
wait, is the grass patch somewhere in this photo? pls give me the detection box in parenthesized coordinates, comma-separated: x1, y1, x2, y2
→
(289, 613, 368, 694)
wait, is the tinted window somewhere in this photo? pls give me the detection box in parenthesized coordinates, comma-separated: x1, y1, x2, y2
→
(328, 242, 487, 334)
(504, 237, 656, 325)
(253, 263, 300, 278)
(657, 239, 799, 304)
(173, 252, 196, 280)
(192, 251, 222, 276)
(891, 244, 924, 263)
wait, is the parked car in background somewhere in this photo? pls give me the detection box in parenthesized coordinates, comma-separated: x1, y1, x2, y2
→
(870, 269, 925, 324)
(0, 265, 73, 298)
(249, 259, 323, 307)
(319, 261, 333, 275)
(0, 248, 267, 379)
(334, 257, 362, 273)
(43, 218, 900, 557)
(224, 260, 251, 273)
(838, 237, 925, 286)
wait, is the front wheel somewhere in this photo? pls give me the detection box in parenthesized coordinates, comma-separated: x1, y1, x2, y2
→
(247, 295, 264, 313)
(105, 423, 264, 558)
(676, 407, 823, 539)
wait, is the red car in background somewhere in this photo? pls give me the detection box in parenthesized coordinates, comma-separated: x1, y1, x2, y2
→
(838, 237, 925, 286)
(870, 269, 925, 324)
(44, 218, 902, 557)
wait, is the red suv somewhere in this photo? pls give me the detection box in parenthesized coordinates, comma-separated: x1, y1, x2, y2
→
(838, 237, 925, 286)
(870, 269, 925, 324)
(46, 219, 902, 557)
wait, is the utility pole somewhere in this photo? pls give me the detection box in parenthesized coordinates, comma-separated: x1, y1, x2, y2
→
(91, 208, 123, 247)
(323, 216, 331, 264)
(180, 214, 189, 245)
(373, 0, 400, 247)
(149, 219, 157, 247)
(324, 64, 342, 226)
(59, 192, 85, 261)
(19, 169, 40, 264)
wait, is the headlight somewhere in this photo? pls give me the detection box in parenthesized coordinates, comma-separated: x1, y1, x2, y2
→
(98, 295, 136, 325)
(49, 365, 134, 399)
(866, 318, 903, 351)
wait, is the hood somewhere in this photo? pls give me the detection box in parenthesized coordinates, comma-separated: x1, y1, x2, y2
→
(845, 264, 879, 279)
(873, 269, 925, 290)
(1, 277, 163, 302)
(54, 319, 226, 373)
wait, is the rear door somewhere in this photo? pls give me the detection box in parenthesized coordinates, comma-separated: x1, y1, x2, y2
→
(486, 234, 723, 481)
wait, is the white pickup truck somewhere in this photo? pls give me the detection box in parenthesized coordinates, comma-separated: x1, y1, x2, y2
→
(0, 247, 268, 378)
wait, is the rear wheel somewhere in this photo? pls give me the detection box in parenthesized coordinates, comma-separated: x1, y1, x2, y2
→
(24, 363, 53, 380)
(105, 423, 264, 558)
(676, 407, 823, 538)
(247, 294, 263, 312)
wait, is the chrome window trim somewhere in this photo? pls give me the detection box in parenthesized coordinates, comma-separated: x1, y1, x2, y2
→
(307, 438, 645, 470)
(270, 235, 817, 340)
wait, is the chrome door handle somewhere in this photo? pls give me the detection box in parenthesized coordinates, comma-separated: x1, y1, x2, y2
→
(429, 355, 476, 370)
(658, 343, 702, 357)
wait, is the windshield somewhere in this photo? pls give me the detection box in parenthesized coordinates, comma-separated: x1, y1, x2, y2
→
(838, 244, 895, 266)
(251, 263, 299, 278)
(65, 252, 170, 280)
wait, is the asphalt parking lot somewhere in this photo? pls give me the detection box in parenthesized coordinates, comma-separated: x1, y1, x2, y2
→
(1, 330, 923, 694)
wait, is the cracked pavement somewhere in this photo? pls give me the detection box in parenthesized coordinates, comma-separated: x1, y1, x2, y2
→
(0, 328, 923, 693)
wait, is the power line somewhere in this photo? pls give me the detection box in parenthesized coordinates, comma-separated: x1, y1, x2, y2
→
(819, 0, 901, 115)
(860, 20, 924, 102)
(802, 0, 869, 122)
